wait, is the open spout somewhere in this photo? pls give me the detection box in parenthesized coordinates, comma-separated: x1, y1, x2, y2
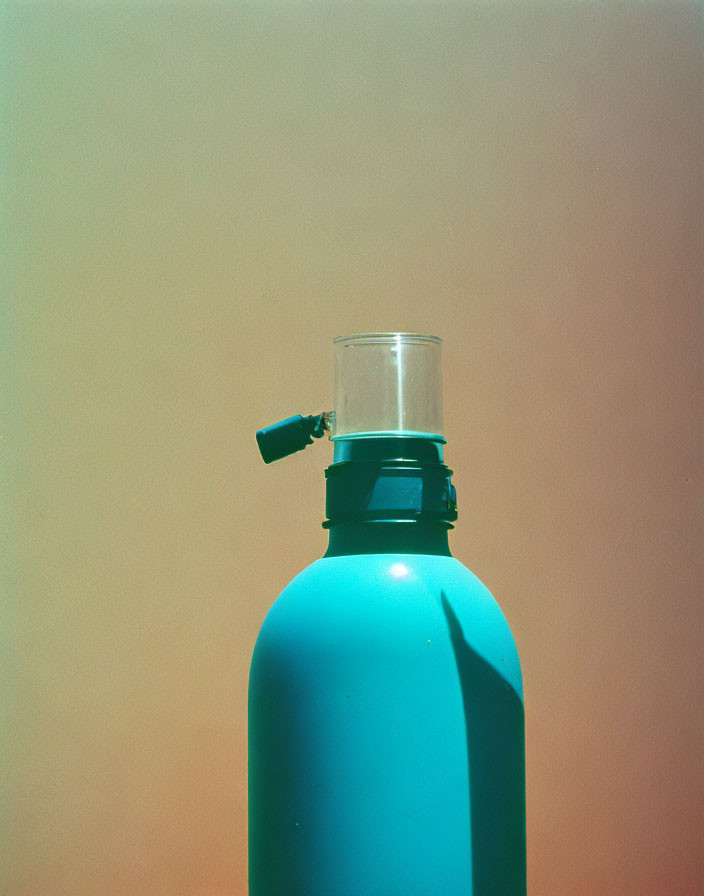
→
(332, 332, 444, 440)
(255, 332, 444, 464)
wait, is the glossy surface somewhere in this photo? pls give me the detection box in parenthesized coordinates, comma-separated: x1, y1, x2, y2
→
(249, 552, 525, 895)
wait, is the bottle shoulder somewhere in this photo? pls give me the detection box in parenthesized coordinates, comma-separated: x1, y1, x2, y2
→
(257, 552, 523, 699)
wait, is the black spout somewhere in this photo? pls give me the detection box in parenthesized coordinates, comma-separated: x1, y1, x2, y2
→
(256, 413, 330, 464)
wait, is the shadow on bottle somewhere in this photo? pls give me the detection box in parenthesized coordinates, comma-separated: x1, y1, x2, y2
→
(440, 591, 527, 896)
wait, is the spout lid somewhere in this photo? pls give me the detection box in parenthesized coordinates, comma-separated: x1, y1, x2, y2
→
(255, 413, 330, 463)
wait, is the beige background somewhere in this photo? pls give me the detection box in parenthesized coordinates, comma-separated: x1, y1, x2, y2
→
(5, 2, 703, 894)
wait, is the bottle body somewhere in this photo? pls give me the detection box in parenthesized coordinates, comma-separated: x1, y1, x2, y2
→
(248, 550, 525, 896)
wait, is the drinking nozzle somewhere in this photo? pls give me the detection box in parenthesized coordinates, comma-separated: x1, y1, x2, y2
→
(255, 332, 445, 463)
(332, 333, 444, 440)
(256, 412, 332, 463)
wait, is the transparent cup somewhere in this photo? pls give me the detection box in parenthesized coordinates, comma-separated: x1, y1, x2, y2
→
(331, 332, 444, 440)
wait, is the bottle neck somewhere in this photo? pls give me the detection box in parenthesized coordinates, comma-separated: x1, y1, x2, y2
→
(321, 436, 457, 556)
(324, 520, 452, 558)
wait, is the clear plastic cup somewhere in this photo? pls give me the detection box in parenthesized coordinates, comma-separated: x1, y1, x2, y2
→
(331, 332, 444, 440)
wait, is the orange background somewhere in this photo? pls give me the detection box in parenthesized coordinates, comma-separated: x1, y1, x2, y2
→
(5, 2, 703, 894)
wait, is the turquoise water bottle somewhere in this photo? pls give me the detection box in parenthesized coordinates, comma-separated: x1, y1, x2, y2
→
(250, 333, 526, 895)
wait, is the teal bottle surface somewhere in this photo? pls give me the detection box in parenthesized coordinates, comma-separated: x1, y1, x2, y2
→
(249, 434, 526, 895)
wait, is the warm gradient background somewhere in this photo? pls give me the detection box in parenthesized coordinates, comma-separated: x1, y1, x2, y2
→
(4, 2, 703, 894)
